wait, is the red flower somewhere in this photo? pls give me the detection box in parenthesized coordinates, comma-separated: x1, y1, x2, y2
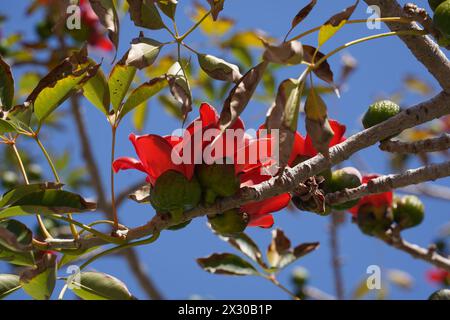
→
(427, 269, 450, 285)
(113, 133, 194, 186)
(349, 174, 393, 216)
(303, 120, 346, 157)
(240, 167, 291, 228)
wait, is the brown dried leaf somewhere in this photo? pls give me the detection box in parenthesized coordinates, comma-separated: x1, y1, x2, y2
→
(262, 40, 304, 65)
(291, 0, 318, 29)
(207, 0, 225, 21)
(219, 61, 268, 130)
(166, 62, 192, 121)
(267, 229, 291, 268)
(303, 45, 334, 86)
(89, 0, 120, 54)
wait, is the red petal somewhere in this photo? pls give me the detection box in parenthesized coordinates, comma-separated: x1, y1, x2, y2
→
(248, 214, 274, 228)
(242, 193, 291, 217)
(304, 119, 346, 157)
(129, 133, 188, 183)
(112, 157, 146, 173)
(288, 132, 306, 166)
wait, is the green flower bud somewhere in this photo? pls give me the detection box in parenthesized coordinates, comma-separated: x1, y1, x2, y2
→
(208, 209, 249, 235)
(326, 167, 362, 211)
(362, 100, 401, 129)
(434, 1, 450, 37)
(428, 288, 450, 300)
(197, 161, 240, 205)
(393, 195, 425, 230)
(356, 204, 393, 237)
(150, 170, 201, 223)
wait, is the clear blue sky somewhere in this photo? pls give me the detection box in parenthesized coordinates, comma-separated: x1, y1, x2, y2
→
(1, 0, 449, 300)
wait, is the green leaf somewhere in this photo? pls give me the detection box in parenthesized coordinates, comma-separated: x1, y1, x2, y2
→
(125, 35, 162, 70)
(158, 95, 183, 119)
(109, 56, 137, 111)
(127, 0, 165, 30)
(82, 66, 110, 115)
(197, 53, 242, 83)
(157, 0, 177, 20)
(132, 101, 148, 131)
(20, 253, 57, 300)
(0, 219, 34, 266)
(0, 274, 21, 299)
(197, 253, 259, 276)
(0, 119, 17, 134)
(89, 0, 120, 53)
(318, 0, 359, 47)
(27, 48, 98, 123)
(0, 189, 96, 219)
(71, 271, 134, 300)
(120, 77, 167, 119)
(218, 233, 267, 268)
(58, 246, 99, 267)
(0, 182, 62, 209)
(0, 55, 14, 109)
(167, 62, 192, 120)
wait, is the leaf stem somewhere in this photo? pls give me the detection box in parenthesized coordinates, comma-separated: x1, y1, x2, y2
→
(262, 274, 301, 300)
(287, 17, 413, 42)
(33, 134, 79, 240)
(110, 125, 119, 231)
(10, 143, 53, 239)
(314, 30, 428, 69)
(79, 232, 160, 271)
(177, 9, 211, 42)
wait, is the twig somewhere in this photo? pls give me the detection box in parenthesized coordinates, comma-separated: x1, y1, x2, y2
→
(303, 286, 336, 300)
(326, 161, 450, 205)
(69, 95, 165, 300)
(379, 134, 450, 154)
(382, 230, 450, 272)
(399, 183, 450, 201)
(329, 212, 344, 300)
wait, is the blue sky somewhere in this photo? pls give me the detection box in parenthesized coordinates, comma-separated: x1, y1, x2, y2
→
(1, 0, 449, 300)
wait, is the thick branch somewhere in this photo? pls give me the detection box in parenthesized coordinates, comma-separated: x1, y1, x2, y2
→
(326, 161, 450, 205)
(363, 0, 450, 91)
(379, 134, 450, 154)
(69, 91, 450, 251)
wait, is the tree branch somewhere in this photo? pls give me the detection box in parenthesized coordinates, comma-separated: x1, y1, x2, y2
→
(363, 0, 450, 91)
(379, 134, 450, 154)
(329, 212, 344, 300)
(326, 161, 450, 205)
(400, 183, 450, 201)
(64, 91, 450, 252)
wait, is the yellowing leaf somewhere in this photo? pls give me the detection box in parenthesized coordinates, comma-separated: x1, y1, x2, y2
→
(82, 65, 110, 115)
(318, 1, 359, 47)
(145, 55, 176, 78)
(192, 4, 233, 36)
(109, 56, 137, 111)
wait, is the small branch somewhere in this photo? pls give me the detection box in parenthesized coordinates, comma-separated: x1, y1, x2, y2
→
(400, 183, 450, 201)
(122, 249, 164, 300)
(329, 212, 344, 300)
(402, 3, 443, 43)
(379, 134, 450, 154)
(326, 161, 450, 206)
(382, 230, 450, 272)
(70, 96, 108, 210)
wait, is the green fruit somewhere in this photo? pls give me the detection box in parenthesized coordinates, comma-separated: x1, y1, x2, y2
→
(197, 161, 240, 205)
(326, 167, 362, 211)
(429, 0, 446, 11)
(356, 204, 393, 237)
(150, 170, 201, 222)
(362, 100, 401, 129)
(1, 171, 19, 190)
(291, 267, 309, 287)
(393, 195, 424, 230)
(167, 219, 192, 231)
(208, 209, 249, 235)
(428, 289, 450, 300)
(434, 1, 450, 37)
